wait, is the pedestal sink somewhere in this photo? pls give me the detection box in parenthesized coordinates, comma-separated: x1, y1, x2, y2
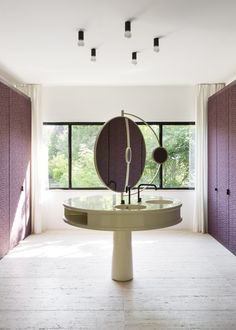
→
(63, 194, 182, 281)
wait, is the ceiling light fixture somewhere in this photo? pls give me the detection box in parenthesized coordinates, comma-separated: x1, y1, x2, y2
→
(78, 30, 84, 46)
(125, 21, 132, 38)
(153, 37, 160, 52)
(91, 48, 96, 62)
(132, 52, 137, 65)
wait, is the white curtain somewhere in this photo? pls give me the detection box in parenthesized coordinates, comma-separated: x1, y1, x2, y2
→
(193, 83, 225, 233)
(15, 84, 43, 234)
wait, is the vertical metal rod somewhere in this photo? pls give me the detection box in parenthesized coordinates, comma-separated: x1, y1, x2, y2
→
(68, 124, 72, 188)
(124, 117, 131, 190)
(160, 124, 163, 188)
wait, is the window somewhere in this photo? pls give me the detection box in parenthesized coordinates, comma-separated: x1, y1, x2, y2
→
(138, 124, 160, 187)
(71, 125, 104, 188)
(162, 124, 195, 188)
(44, 125, 69, 188)
(43, 122, 195, 189)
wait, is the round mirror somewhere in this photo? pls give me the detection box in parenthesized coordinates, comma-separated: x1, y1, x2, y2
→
(152, 147, 168, 164)
(94, 116, 146, 192)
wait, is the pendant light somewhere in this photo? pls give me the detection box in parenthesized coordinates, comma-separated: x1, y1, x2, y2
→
(78, 30, 84, 46)
(125, 21, 132, 38)
(153, 37, 160, 52)
(132, 52, 137, 65)
(91, 48, 96, 61)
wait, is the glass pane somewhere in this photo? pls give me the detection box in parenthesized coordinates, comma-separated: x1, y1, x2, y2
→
(72, 125, 104, 188)
(138, 124, 160, 187)
(163, 125, 195, 188)
(44, 125, 69, 188)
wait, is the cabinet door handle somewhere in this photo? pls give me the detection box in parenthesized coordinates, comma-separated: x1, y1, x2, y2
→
(215, 188, 218, 191)
(21, 186, 24, 192)
(227, 189, 230, 195)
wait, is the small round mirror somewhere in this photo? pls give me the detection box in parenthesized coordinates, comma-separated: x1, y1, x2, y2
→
(152, 147, 168, 164)
(94, 116, 146, 192)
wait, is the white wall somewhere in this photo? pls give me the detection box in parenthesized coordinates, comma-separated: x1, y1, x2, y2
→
(41, 85, 196, 231)
(42, 86, 195, 122)
(226, 72, 236, 85)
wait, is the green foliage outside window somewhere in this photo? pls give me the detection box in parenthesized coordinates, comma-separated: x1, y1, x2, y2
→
(163, 125, 195, 188)
(45, 125, 69, 188)
(72, 125, 103, 187)
(138, 125, 160, 187)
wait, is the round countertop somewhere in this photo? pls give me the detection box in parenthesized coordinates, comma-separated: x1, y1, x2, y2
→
(63, 194, 182, 231)
(63, 194, 182, 213)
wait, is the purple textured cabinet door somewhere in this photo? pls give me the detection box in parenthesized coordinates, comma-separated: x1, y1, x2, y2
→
(9, 90, 31, 249)
(229, 84, 236, 255)
(208, 97, 218, 238)
(0, 83, 10, 257)
(216, 90, 229, 247)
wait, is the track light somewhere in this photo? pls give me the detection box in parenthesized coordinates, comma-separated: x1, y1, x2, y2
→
(132, 52, 137, 65)
(91, 48, 96, 62)
(125, 21, 132, 38)
(154, 37, 160, 52)
(78, 30, 84, 46)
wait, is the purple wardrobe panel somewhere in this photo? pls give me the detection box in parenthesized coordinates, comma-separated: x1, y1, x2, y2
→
(229, 84, 236, 255)
(208, 82, 236, 255)
(216, 90, 229, 247)
(9, 89, 31, 249)
(0, 83, 10, 257)
(207, 97, 218, 238)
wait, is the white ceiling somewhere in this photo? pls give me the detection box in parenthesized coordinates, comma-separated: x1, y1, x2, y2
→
(0, 0, 236, 85)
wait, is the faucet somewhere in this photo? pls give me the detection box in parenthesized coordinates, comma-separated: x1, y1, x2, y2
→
(137, 184, 158, 203)
(126, 186, 132, 204)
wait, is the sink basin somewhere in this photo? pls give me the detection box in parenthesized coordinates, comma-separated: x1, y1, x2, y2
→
(115, 204, 146, 210)
(145, 199, 173, 205)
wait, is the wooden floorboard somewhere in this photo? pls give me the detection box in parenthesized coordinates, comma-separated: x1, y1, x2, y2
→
(0, 230, 235, 329)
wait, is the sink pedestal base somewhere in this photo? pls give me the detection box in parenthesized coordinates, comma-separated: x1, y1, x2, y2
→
(112, 231, 133, 281)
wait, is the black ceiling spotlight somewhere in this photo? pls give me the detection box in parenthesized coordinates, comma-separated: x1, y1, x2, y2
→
(132, 51, 137, 65)
(91, 48, 96, 62)
(154, 37, 160, 52)
(78, 29, 84, 46)
(125, 20, 132, 38)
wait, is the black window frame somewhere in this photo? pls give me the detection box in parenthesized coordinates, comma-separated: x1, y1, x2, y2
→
(43, 121, 195, 190)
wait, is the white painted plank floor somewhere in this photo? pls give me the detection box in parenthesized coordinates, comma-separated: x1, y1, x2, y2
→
(0, 230, 235, 330)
